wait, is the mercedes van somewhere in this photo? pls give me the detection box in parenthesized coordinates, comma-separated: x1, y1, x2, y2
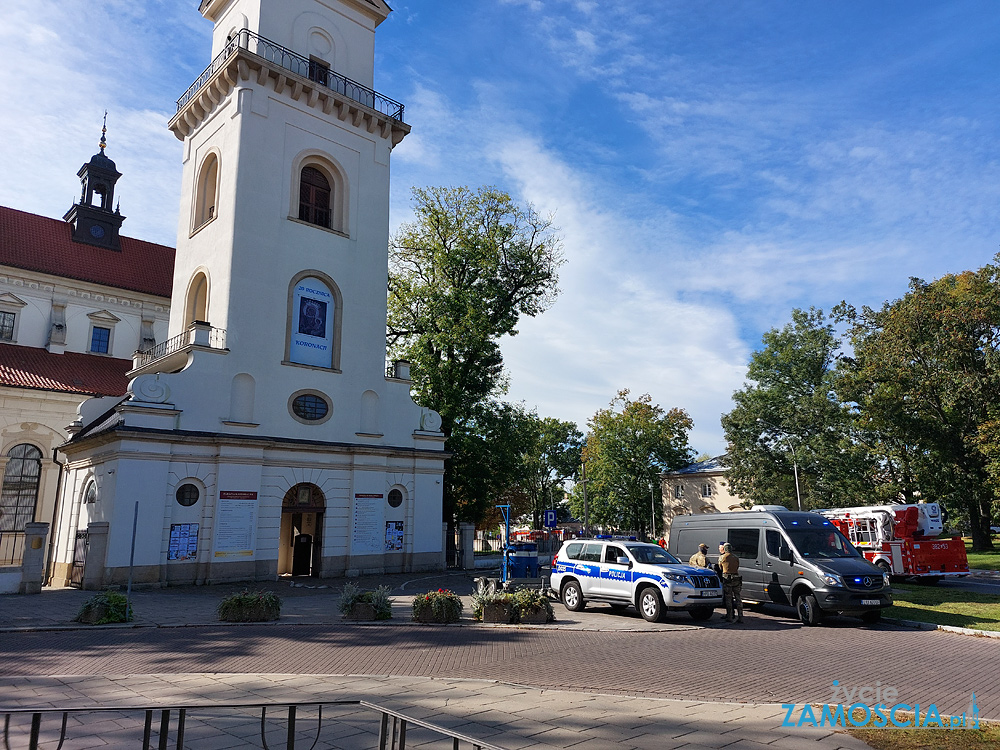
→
(668, 510, 892, 625)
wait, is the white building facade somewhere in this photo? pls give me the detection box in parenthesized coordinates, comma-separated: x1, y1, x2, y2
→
(52, 0, 446, 588)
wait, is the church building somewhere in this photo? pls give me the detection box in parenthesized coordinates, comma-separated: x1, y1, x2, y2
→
(49, 0, 446, 588)
(0, 128, 173, 590)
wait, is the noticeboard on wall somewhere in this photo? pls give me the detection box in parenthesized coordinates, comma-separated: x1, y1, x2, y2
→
(214, 491, 257, 558)
(385, 521, 404, 551)
(168, 523, 199, 561)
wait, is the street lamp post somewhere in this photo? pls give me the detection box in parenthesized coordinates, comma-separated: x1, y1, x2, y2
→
(758, 421, 803, 512)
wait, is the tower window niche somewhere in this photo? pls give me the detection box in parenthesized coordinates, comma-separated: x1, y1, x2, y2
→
(299, 166, 331, 229)
(194, 153, 219, 230)
(286, 273, 341, 369)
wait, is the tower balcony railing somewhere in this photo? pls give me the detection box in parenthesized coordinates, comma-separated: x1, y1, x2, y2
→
(131, 323, 227, 373)
(176, 29, 405, 122)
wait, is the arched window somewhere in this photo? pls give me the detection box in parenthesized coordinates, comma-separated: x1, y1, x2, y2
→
(0, 444, 43, 533)
(194, 153, 219, 229)
(185, 271, 210, 328)
(298, 166, 331, 228)
(286, 273, 341, 369)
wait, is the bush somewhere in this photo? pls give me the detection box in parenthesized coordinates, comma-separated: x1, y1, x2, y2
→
(411, 588, 463, 623)
(339, 581, 393, 620)
(76, 590, 133, 625)
(217, 589, 282, 622)
(510, 587, 555, 623)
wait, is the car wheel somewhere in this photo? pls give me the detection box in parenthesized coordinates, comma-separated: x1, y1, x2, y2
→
(875, 560, 891, 576)
(561, 581, 585, 611)
(796, 593, 824, 626)
(638, 587, 664, 623)
(860, 610, 882, 626)
(688, 606, 714, 622)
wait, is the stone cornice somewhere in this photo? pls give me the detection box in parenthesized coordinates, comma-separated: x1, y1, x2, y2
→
(58, 425, 449, 462)
(0, 267, 170, 311)
(168, 48, 409, 147)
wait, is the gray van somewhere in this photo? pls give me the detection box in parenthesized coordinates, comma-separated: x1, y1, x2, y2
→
(668, 510, 892, 625)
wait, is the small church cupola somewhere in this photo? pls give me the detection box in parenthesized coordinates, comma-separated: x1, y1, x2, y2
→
(63, 113, 127, 250)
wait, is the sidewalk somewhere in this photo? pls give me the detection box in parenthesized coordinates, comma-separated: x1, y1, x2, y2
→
(0, 674, 874, 750)
(0, 574, 878, 749)
(0, 570, 707, 633)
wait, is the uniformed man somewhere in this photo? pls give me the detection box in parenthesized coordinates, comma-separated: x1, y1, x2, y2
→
(688, 543, 710, 568)
(717, 542, 744, 623)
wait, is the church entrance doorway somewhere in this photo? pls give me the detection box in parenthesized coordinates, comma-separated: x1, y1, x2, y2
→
(279, 484, 325, 577)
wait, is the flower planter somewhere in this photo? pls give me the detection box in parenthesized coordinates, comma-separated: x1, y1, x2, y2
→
(343, 602, 377, 621)
(482, 602, 515, 624)
(518, 608, 550, 624)
(76, 604, 110, 625)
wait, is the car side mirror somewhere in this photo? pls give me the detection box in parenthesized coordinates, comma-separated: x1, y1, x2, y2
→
(616, 556, 631, 567)
(779, 545, 793, 562)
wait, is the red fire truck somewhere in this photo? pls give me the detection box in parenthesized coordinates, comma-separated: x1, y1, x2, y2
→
(816, 503, 969, 581)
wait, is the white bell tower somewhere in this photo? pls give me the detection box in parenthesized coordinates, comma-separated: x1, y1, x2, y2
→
(139, 0, 414, 443)
(53, 0, 445, 587)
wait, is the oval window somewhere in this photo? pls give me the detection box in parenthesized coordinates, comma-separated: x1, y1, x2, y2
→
(387, 489, 403, 508)
(176, 483, 200, 507)
(292, 393, 330, 421)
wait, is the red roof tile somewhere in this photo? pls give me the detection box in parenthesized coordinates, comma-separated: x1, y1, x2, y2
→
(0, 343, 131, 396)
(0, 205, 174, 298)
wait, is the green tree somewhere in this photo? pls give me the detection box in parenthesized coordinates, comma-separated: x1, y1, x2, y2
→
(386, 186, 563, 522)
(522, 417, 583, 529)
(721, 308, 875, 509)
(573, 390, 693, 537)
(836, 260, 1000, 551)
(448, 400, 537, 524)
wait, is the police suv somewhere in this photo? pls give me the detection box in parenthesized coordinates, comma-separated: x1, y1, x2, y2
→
(550, 537, 723, 622)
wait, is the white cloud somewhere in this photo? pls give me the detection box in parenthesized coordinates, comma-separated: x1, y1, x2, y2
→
(490, 134, 748, 453)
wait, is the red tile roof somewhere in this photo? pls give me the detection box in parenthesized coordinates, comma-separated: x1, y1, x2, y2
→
(0, 205, 174, 298)
(0, 343, 131, 396)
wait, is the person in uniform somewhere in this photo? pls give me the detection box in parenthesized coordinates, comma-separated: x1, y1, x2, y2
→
(688, 543, 710, 568)
(717, 542, 744, 623)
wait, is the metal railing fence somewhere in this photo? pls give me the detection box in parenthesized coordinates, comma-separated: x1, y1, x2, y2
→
(177, 29, 405, 121)
(1, 699, 508, 750)
(134, 326, 227, 369)
(0, 531, 24, 566)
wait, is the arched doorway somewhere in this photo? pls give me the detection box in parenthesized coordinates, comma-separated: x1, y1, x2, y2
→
(278, 483, 325, 577)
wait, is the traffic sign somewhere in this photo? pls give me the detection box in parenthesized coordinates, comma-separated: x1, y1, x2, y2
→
(543, 509, 557, 528)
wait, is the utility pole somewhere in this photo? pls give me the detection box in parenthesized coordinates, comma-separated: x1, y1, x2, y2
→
(650, 480, 657, 540)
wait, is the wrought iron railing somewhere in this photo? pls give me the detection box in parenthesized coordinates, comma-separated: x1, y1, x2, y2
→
(0, 531, 25, 566)
(177, 29, 405, 121)
(1, 700, 508, 750)
(133, 326, 227, 369)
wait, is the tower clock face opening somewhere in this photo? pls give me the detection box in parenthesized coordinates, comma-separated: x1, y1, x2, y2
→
(89, 224, 106, 239)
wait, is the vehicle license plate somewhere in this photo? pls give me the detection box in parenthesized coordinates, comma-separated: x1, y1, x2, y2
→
(703, 590, 721, 597)
(862, 599, 880, 606)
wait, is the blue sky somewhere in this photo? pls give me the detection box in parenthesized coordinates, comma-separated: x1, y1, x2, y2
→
(1, 1, 998, 455)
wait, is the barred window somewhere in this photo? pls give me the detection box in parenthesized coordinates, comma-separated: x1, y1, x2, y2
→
(292, 393, 329, 421)
(0, 311, 14, 341)
(298, 167, 331, 229)
(0, 444, 42, 532)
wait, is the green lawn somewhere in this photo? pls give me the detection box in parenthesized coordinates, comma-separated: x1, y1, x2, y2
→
(964, 539, 1000, 571)
(887, 583, 1000, 631)
(849, 722, 1000, 750)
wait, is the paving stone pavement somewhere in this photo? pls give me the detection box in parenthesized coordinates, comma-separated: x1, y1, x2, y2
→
(2, 571, 995, 748)
(0, 674, 876, 750)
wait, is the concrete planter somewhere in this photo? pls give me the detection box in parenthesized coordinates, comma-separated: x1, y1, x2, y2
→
(342, 602, 377, 621)
(518, 608, 550, 624)
(482, 602, 515, 623)
(76, 604, 111, 625)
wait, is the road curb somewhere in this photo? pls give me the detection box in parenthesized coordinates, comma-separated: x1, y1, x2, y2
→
(882, 616, 1000, 639)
